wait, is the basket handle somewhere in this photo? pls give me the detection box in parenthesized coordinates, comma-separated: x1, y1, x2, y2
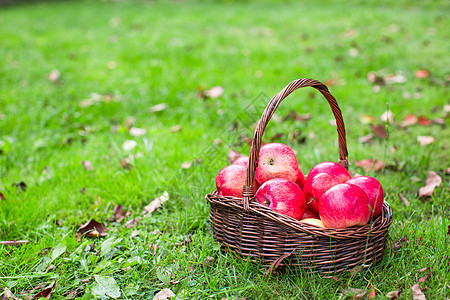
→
(242, 78, 348, 210)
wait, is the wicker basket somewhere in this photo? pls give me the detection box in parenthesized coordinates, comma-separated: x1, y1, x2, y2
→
(205, 78, 393, 275)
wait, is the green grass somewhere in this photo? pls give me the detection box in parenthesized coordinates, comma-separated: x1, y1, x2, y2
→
(0, 0, 449, 299)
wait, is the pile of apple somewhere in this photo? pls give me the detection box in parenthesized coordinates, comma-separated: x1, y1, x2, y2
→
(216, 143, 384, 229)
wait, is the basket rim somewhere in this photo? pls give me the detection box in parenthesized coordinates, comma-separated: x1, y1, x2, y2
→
(206, 190, 393, 240)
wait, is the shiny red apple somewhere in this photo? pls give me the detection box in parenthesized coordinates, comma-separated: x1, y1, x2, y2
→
(255, 143, 299, 185)
(215, 165, 247, 197)
(304, 162, 351, 212)
(255, 178, 306, 220)
(232, 156, 249, 167)
(319, 183, 371, 228)
(346, 176, 384, 218)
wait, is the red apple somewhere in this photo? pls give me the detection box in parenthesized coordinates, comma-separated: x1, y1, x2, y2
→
(346, 176, 384, 218)
(319, 183, 371, 228)
(232, 156, 249, 167)
(295, 168, 306, 188)
(304, 162, 351, 213)
(216, 165, 246, 197)
(300, 206, 320, 220)
(255, 178, 306, 220)
(255, 143, 299, 185)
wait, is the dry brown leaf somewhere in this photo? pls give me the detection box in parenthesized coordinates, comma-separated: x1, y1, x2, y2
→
(392, 235, 408, 250)
(170, 125, 182, 133)
(358, 133, 374, 144)
(284, 111, 312, 122)
(447, 225, 450, 236)
(123, 116, 136, 128)
(81, 278, 91, 284)
(2, 286, 19, 300)
(368, 283, 376, 298)
(227, 149, 244, 164)
(418, 269, 431, 283)
(354, 159, 383, 172)
(359, 114, 376, 124)
(417, 116, 432, 126)
(417, 136, 435, 146)
(144, 191, 169, 215)
(124, 218, 139, 229)
(82, 160, 94, 171)
(48, 69, 60, 82)
(370, 124, 387, 138)
(180, 161, 192, 169)
(205, 86, 224, 98)
(418, 171, 442, 198)
(415, 69, 430, 79)
(122, 140, 137, 151)
(112, 205, 128, 222)
(151, 244, 158, 255)
(152, 288, 175, 300)
(0, 240, 29, 246)
(31, 281, 56, 300)
(386, 290, 400, 299)
(14, 181, 27, 191)
(0, 192, 5, 201)
(398, 193, 410, 206)
(120, 158, 133, 170)
(168, 235, 192, 247)
(129, 127, 147, 136)
(76, 219, 108, 238)
(412, 283, 426, 300)
(380, 110, 395, 123)
(131, 230, 140, 237)
(149, 103, 168, 113)
(342, 288, 367, 299)
(401, 114, 418, 127)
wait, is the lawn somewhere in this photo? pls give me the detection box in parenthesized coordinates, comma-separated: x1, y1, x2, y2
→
(0, 0, 449, 299)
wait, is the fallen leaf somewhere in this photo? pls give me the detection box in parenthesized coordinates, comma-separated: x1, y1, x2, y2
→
(418, 171, 442, 198)
(0, 240, 29, 246)
(417, 136, 435, 146)
(401, 114, 418, 127)
(82, 160, 94, 171)
(180, 161, 192, 169)
(149, 103, 168, 113)
(129, 127, 147, 136)
(446, 168, 450, 175)
(123, 116, 136, 128)
(31, 281, 56, 300)
(227, 149, 244, 163)
(380, 110, 395, 123)
(92, 275, 121, 299)
(367, 282, 376, 298)
(284, 111, 312, 122)
(370, 124, 387, 138)
(151, 244, 158, 255)
(392, 235, 408, 250)
(447, 225, 450, 236)
(398, 193, 410, 206)
(144, 191, 169, 215)
(415, 69, 430, 79)
(152, 288, 175, 300)
(124, 218, 139, 228)
(48, 69, 60, 82)
(131, 230, 140, 237)
(76, 219, 108, 238)
(2, 286, 19, 300)
(112, 205, 127, 222)
(14, 181, 27, 191)
(418, 269, 431, 283)
(342, 288, 367, 299)
(200, 256, 215, 267)
(358, 133, 374, 144)
(67, 289, 79, 298)
(170, 125, 182, 133)
(120, 158, 133, 169)
(0, 192, 5, 200)
(349, 47, 359, 57)
(359, 114, 376, 124)
(205, 86, 224, 98)
(122, 140, 137, 151)
(81, 278, 91, 284)
(354, 159, 384, 172)
(384, 73, 407, 85)
(432, 118, 445, 125)
(386, 290, 400, 299)
(411, 283, 426, 300)
(417, 116, 432, 126)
